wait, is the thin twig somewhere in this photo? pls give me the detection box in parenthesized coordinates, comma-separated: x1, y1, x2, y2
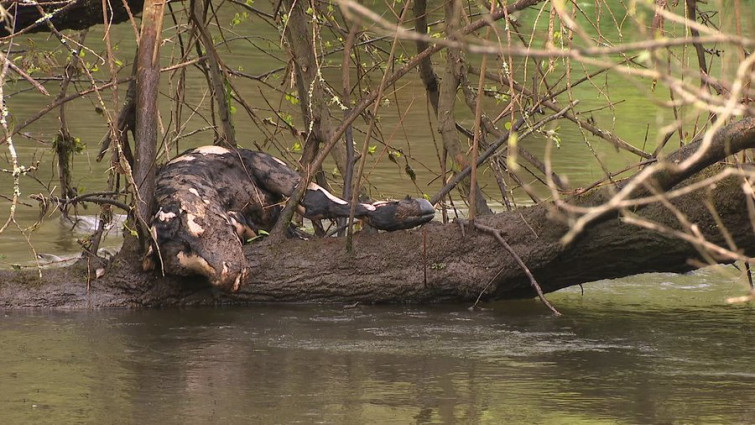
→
(465, 220, 561, 316)
(29, 192, 131, 212)
(430, 101, 576, 205)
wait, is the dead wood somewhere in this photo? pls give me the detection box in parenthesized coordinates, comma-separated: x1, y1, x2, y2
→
(132, 0, 166, 247)
(1, 119, 753, 308)
(0, 1, 752, 309)
(0, 0, 143, 37)
(0, 164, 751, 308)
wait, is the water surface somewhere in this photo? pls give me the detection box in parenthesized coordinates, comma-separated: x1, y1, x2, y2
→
(0, 4, 753, 423)
(1, 271, 753, 424)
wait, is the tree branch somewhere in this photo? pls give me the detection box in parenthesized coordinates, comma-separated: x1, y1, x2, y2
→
(0, 0, 145, 38)
(562, 117, 755, 244)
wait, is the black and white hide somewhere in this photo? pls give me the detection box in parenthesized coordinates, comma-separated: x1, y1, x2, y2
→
(142, 146, 435, 291)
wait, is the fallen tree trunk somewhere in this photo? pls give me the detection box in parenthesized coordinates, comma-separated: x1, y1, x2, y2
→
(0, 0, 143, 37)
(1, 118, 754, 308)
(1, 2, 751, 309)
(1, 159, 752, 308)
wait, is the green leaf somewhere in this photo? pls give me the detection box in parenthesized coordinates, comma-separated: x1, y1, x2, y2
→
(404, 163, 416, 182)
(247, 229, 269, 243)
(285, 92, 299, 105)
(637, 50, 652, 65)
(544, 128, 561, 148)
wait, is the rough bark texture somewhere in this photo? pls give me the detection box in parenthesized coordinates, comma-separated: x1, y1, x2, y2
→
(282, 0, 347, 175)
(0, 165, 751, 308)
(133, 0, 165, 246)
(1, 119, 754, 308)
(0, 0, 143, 37)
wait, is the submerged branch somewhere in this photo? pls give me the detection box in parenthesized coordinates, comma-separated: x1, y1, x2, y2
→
(29, 192, 131, 213)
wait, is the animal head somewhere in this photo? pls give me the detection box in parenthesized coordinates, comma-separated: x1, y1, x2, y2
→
(142, 203, 250, 292)
(363, 197, 435, 231)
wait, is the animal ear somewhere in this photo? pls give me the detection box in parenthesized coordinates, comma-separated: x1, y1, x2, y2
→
(404, 195, 412, 200)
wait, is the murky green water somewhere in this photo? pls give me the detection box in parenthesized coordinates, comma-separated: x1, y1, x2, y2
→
(1, 271, 753, 424)
(1, 2, 754, 423)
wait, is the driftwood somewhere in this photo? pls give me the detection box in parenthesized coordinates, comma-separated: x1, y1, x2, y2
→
(0, 0, 143, 37)
(0, 2, 752, 308)
(1, 118, 753, 308)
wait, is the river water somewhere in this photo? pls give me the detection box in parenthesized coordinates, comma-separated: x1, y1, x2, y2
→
(1, 2, 754, 424)
(1, 271, 753, 424)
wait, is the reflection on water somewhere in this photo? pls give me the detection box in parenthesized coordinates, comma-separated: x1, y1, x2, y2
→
(1, 272, 752, 424)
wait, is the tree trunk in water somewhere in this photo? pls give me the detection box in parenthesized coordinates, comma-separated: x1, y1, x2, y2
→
(1, 119, 753, 308)
(3, 114, 755, 308)
(0, 164, 751, 308)
(132, 0, 165, 248)
(0, 1, 752, 309)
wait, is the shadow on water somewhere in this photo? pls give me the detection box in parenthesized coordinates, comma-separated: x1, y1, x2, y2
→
(1, 270, 753, 424)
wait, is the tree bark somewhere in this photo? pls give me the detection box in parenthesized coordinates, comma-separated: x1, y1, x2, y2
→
(435, 1, 493, 216)
(133, 0, 166, 247)
(0, 0, 143, 37)
(281, 0, 347, 175)
(413, 0, 440, 111)
(1, 119, 753, 308)
(0, 166, 751, 308)
(190, 0, 236, 147)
